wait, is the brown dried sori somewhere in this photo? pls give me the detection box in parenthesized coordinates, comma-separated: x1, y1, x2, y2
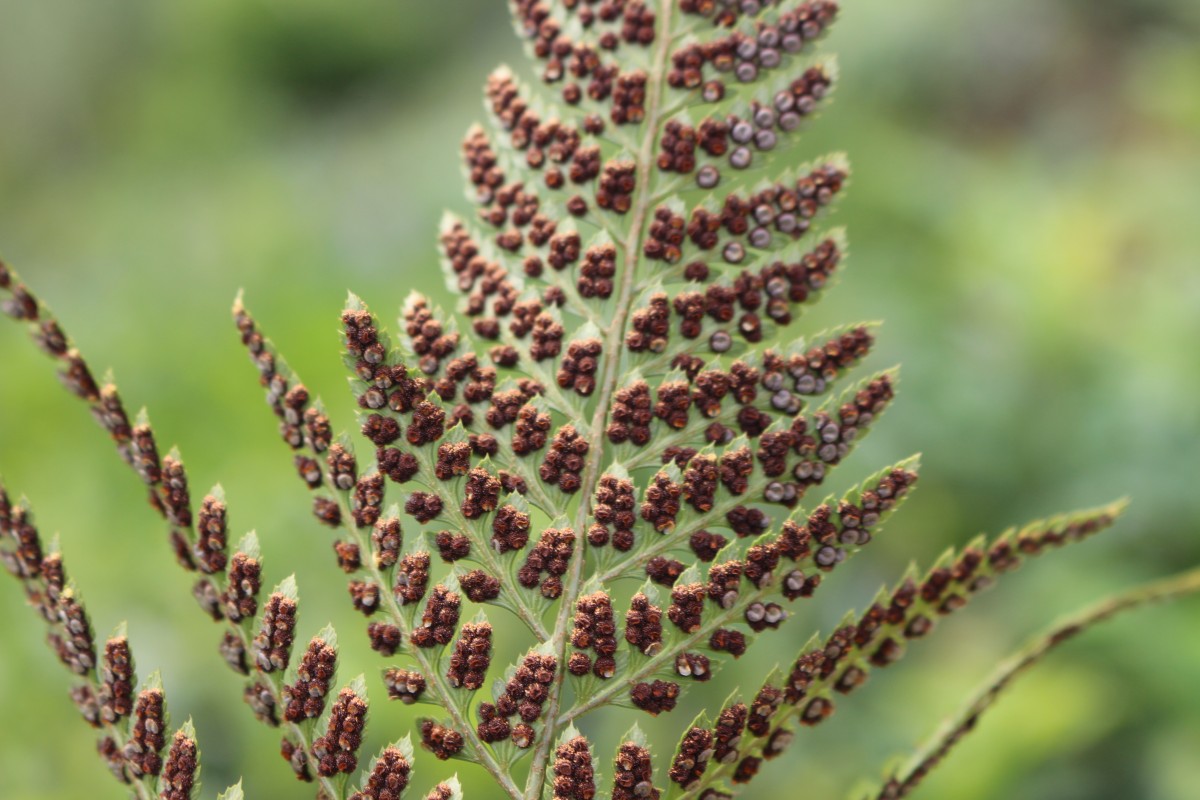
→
(312, 686, 368, 776)
(447, 621, 493, 690)
(283, 637, 337, 722)
(0, 1, 1169, 798)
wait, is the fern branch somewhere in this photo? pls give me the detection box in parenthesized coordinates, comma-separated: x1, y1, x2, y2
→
(863, 562, 1200, 800)
(680, 501, 1127, 797)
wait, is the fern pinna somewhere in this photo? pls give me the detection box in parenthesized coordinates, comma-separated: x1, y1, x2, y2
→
(4, 1, 1179, 799)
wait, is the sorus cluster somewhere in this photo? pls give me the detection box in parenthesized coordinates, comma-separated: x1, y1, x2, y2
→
(640, 473, 682, 533)
(578, 243, 617, 299)
(513, 405, 553, 455)
(630, 679, 680, 715)
(394, 552, 431, 606)
(493, 653, 558, 746)
(312, 687, 368, 777)
(352, 747, 410, 800)
(253, 593, 297, 672)
(420, 720, 465, 761)
(519, 527, 576, 599)
(540, 425, 590, 492)
(492, 504, 533, 552)
(670, 727, 714, 789)
(447, 621, 493, 690)
(411, 585, 460, 648)
(570, 591, 618, 678)
(462, 467, 502, 519)
(384, 668, 426, 705)
(124, 689, 166, 778)
(552, 736, 597, 800)
(221, 552, 262, 623)
(668, 582, 706, 633)
(556, 339, 602, 396)
(460, 569, 501, 603)
(624, 592, 663, 655)
(589, 473, 637, 550)
(612, 742, 658, 800)
(606, 381, 653, 444)
(434, 532, 470, 563)
(283, 638, 337, 723)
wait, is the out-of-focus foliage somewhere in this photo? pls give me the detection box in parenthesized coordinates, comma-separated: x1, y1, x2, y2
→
(0, 1, 1196, 799)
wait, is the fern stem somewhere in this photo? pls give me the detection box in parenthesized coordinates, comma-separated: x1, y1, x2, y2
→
(867, 564, 1200, 800)
(523, 1, 679, 796)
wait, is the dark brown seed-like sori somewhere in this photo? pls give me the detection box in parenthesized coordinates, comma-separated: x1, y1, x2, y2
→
(518, 527, 576, 599)
(334, 540, 362, 573)
(312, 686, 368, 776)
(590, 473, 636, 550)
(571, 591, 618, 679)
(646, 555, 686, 586)
(670, 727, 715, 788)
(640, 473, 681, 532)
(378, 446, 419, 484)
(477, 702, 512, 743)
(405, 491, 443, 523)
(462, 467, 502, 518)
(625, 593, 664, 656)
(368, 622, 403, 656)
(710, 628, 748, 658)
(492, 504, 531, 552)
(243, 680, 278, 726)
(221, 552, 262, 623)
(556, 339, 603, 396)
(425, 784, 455, 800)
(124, 688, 166, 778)
(436, 530, 471, 562)
(668, 583, 706, 633)
(683, 454, 719, 512)
(552, 736, 596, 800)
(281, 736, 313, 782)
(447, 621, 493, 690)
(352, 473, 385, 528)
(630, 680, 681, 715)
(411, 585, 460, 648)
(99, 637, 135, 723)
(460, 569, 501, 603)
(613, 742, 659, 800)
(372, 516, 402, 569)
(384, 668, 426, 705)
(71, 685, 102, 728)
(220, 629, 248, 674)
(159, 729, 199, 800)
(314, 495, 342, 528)
(420, 720, 465, 760)
(607, 381, 653, 445)
(394, 552, 431, 605)
(195, 494, 228, 574)
(253, 593, 297, 673)
(539, 425, 589, 493)
(352, 746, 411, 800)
(350, 580, 382, 616)
(283, 638, 337, 723)
(495, 653, 557, 736)
(747, 684, 785, 736)
(676, 651, 712, 682)
(713, 702, 749, 765)
(435, 441, 471, 480)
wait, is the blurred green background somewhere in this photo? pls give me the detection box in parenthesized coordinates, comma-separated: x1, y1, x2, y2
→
(1, 0, 1198, 798)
